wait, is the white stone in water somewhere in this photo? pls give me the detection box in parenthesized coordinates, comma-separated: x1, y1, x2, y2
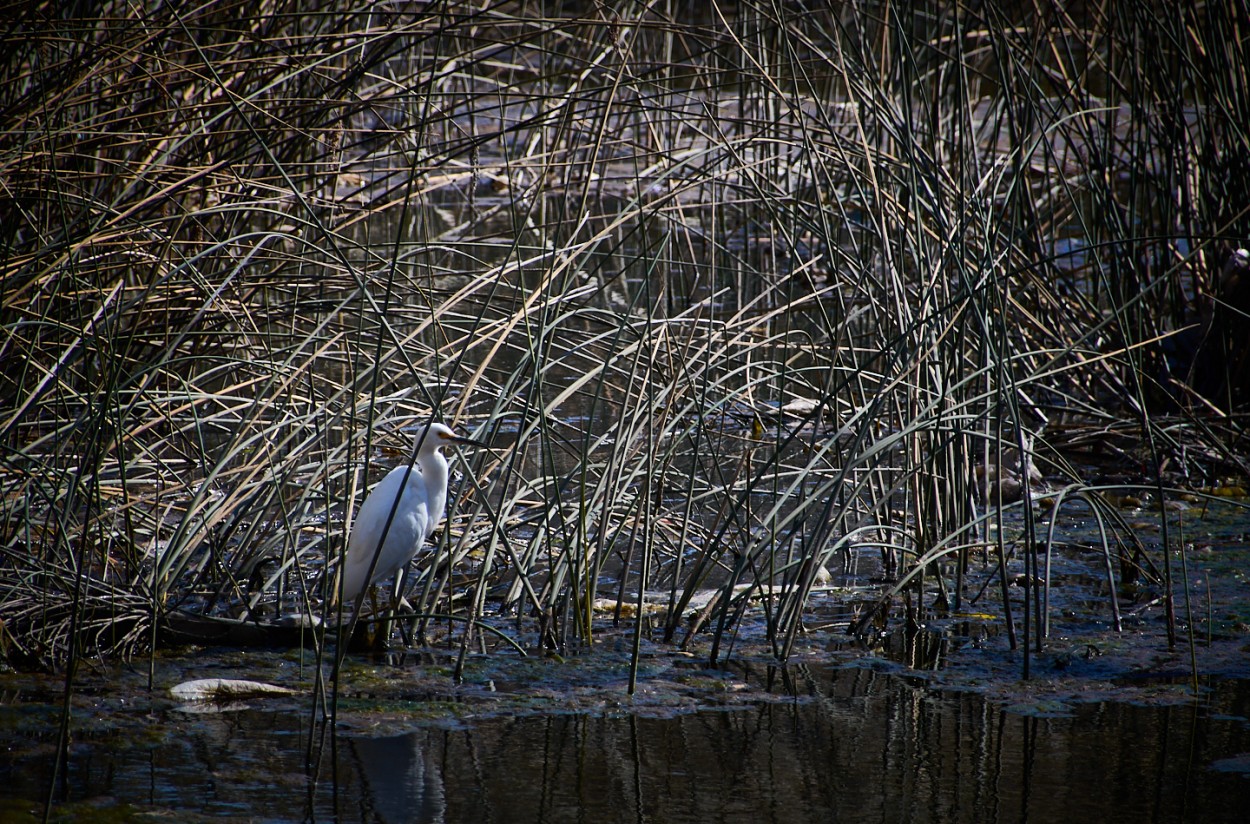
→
(170, 678, 296, 702)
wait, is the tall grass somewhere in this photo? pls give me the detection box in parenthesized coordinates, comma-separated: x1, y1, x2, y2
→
(2, 0, 1248, 675)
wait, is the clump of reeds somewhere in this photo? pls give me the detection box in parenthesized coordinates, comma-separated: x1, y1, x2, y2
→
(2, 0, 1247, 677)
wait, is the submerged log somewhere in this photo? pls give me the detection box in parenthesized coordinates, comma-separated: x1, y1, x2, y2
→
(158, 609, 408, 653)
(158, 610, 324, 649)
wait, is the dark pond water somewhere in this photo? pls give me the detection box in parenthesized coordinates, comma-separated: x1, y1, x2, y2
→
(3, 657, 1249, 823)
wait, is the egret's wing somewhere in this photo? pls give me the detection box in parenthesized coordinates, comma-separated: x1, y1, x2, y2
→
(342, 466, 412, 600)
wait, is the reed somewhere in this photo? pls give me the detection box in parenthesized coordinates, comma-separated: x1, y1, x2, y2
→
(2, 0, 1247, 677)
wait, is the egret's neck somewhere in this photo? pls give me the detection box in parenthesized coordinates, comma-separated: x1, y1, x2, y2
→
(419, 450, 451, 514)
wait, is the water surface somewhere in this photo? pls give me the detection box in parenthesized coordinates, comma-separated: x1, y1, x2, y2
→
(3, 660, 1247, 823)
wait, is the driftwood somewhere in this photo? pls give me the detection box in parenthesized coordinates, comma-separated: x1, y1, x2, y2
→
(170, 678, 297, 702)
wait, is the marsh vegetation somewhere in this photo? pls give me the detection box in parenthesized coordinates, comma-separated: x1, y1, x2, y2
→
(3, 0, 1249, 689)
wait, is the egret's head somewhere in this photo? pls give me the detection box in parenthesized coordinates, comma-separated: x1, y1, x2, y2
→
(420, 422, 488, 452)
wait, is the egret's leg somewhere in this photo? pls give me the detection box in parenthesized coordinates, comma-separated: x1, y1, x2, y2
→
(344, 584, 384, 652)
(394, 565, 416, 646)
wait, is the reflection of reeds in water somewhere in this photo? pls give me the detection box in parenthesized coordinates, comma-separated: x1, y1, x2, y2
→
(1, 1, 1248, 676)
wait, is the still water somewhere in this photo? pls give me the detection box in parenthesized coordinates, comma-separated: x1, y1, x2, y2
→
(3, 661, 1248, 823)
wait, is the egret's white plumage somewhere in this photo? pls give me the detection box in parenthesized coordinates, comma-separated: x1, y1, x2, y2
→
(340, 422, 485, 606)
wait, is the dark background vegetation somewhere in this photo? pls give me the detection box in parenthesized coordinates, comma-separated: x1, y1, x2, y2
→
(2, 0, 1248, 673)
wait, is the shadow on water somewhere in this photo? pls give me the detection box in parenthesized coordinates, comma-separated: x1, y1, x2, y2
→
(2, 661, 1249, 823)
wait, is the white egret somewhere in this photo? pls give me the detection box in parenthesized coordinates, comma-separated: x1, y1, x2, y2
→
(339, 422, 487, 607)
